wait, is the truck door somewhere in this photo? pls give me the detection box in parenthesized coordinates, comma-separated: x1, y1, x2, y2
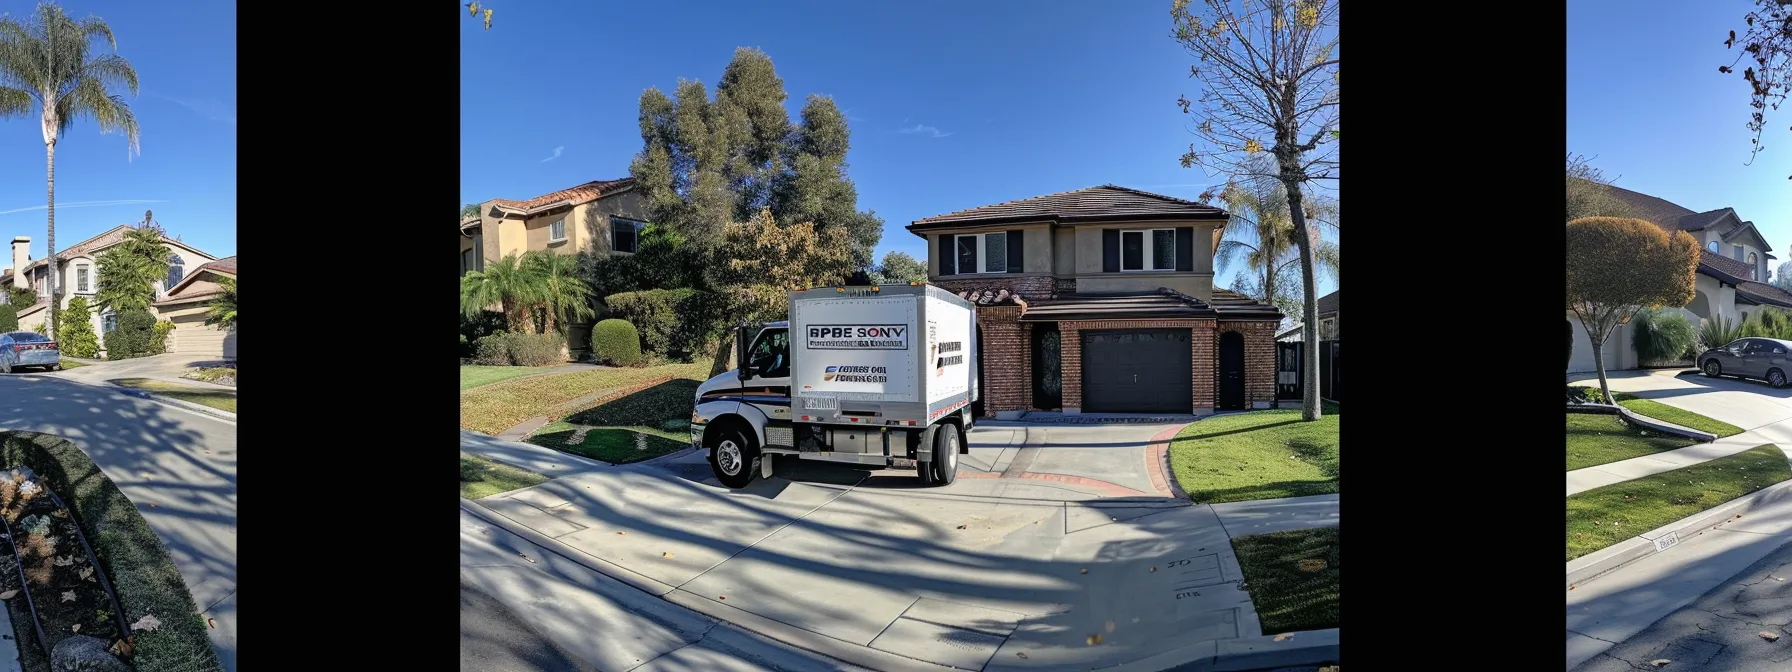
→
(742, 326, 793, 413)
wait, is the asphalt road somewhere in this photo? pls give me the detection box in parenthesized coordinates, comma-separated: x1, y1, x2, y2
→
(1574, 540, 1792, 671)
(461, 576, 595, 672)
(0, 371, 237, 671)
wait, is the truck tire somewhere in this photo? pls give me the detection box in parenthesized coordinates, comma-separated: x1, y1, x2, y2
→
(709, 426, 760, 489)
(916, 425, 938, 486)
(932, 423, 959, 486)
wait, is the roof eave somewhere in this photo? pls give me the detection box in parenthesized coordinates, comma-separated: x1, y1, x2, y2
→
(907, 211, 1228, 233)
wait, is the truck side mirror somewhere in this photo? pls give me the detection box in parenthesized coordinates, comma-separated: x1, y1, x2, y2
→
(736, 326, 752, 381)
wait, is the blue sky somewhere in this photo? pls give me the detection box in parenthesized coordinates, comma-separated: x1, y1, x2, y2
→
(459, 0, 1336, 299)
(0, 1, 235, 264)
(1569, 0, 1790, 263)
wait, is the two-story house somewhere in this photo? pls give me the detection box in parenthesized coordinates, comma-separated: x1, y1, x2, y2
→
(0, 226, 224, 359)
(908, 185, 1283, 418)
(460, 177, 651, 354)
(1567, 182, 1792, 373)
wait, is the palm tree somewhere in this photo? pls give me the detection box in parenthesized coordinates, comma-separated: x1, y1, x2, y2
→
(459, 253, 540, 330)
(1217, 162, 1339, 324)
(523, 250, 595, 335)
(94, 222, 170, 312)
(204, 276, 235, 328)
(0, 4, 141, 340)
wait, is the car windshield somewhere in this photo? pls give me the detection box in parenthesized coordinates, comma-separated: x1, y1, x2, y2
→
(6, 332, 49, 343)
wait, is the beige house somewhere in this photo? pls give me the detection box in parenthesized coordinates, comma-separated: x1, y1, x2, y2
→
(153, 256, 235, 360)
(909, 185, 1282, 418)
(460, 177, 649, 355)
(0, 226, 223, 359)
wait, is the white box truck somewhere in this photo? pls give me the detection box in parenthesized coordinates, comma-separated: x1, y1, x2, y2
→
(690, 283, 979, 488)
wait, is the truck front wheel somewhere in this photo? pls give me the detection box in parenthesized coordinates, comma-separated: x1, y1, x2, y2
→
(931, 423, 959, 486)
(710, 427, 760, 489)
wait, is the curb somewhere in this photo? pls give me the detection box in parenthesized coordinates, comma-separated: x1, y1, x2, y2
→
(1146, 423, 1191, 499)
(1564, 403, 1717, 442)
(1566, 479, 1792, 590)
(106, 384, 236, 422)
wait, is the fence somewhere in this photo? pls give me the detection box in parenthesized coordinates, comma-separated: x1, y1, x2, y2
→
(1277, 339, 1340, 403)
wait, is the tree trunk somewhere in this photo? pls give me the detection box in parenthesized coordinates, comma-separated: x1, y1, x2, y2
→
(45, 141, 56, 341)
(1264, 233, 1279, 410)
(1280, 171, 1321, 421)
(1579, 316, 1618, 405)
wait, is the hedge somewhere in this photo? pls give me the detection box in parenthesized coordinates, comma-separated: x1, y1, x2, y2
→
(603, 289, 728, 362)
(0, 432, 221, 672)
(473, 334, 511, 366)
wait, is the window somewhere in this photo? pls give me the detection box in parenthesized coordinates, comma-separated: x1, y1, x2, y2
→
(101, 311, 116, 334)
(954, 233, 1008, 274)
(612, 218, 640, 253)
(1709, 241, 1720, 253)
(1734, 244, 1745, 260)
(75, 265, 89, 293)
(1775, 344, 1787, 355)
(548, 218, 566, 242)
(747, 328, 790, 378)
(165, 255, 184, 292)
(1121, 229, 1176, 271)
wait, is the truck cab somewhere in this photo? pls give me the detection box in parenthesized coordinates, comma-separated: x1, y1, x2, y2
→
(691, 284, 977, 488)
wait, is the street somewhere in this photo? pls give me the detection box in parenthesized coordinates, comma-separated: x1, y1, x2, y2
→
(0, 371, 237, 671)
(1574, 541, 1792, 671)
(461, 576, 595, 672)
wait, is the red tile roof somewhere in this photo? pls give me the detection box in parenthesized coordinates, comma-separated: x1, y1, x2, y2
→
(909, 185, 1226, 231)
(489, 178, 635, 213)
(199, 256, 236, 275)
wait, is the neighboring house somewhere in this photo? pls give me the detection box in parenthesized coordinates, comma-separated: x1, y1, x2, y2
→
(0, 227, 221, 358)
(460, 177, 650, 356)
(1273, 290, 1338, 343)
(1567, 182, 1791, 373)
(153, 256, 236, 360)
(908, 185, 1282, 418)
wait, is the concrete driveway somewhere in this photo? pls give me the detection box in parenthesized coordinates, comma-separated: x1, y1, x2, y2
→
(461, 420, 1334, 671)
(53, 353, 234, 388)
(1571, 369, 1792, 433)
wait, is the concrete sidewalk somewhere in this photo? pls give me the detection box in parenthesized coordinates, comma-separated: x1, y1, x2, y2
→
(1566, 481, 1792, 670)
(1567, 436, 1792, 496)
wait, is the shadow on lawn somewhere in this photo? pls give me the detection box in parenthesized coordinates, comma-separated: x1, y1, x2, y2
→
(564, 379, 699, 430)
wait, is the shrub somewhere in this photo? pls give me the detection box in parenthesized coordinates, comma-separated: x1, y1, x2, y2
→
(603, 289, 729, 361)
(0, 304, 17, 333)
(507, 332, 565, 367)
(460, 310, 507, 359)
(53, 299, 99, 358)
(473, 334, 512, 366)
(105, 309, 158, 360)
(591, 319, 643, 367)
(1633, 309, 1698, 364)
(149, 320, 176, 355)
(6, 287, 33, 312)
(0, 431, 222, 671)
(1700, 314, 1743, 350)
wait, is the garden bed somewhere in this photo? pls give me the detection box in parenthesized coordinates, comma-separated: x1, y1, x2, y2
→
(0, 468, 130, 668)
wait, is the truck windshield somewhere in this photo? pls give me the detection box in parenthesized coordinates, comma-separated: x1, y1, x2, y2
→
(749, 329, 790, 378)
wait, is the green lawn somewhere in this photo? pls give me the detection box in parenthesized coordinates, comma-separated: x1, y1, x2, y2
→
(56, 359, 85, 370)
(1166, 403, 1339, 504)
(460, 453, 550, 499)
(528, 422, 686, 464)
(111, 378, 237, 414)
(1567, 444, 1792, 561)
(1231, 526, 1339, 633)
(460, 364, 556, 391)
(1614, 396, 1744, 438)
(562, 379, 699, 440)
(459, 362, 710, 434)
(1566, 413, 1698, 471)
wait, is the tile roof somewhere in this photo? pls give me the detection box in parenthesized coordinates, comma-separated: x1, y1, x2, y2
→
(1592, 180, 1697, 227)
(156, 255, 236, 305)
(1736, 281, 1792, 309)
(909, 185, 1227, 231)
(199, 256, 236, 275)
(489, 178, 635, 214)
(954, 288, 1029, 308)
(1019, 291, 1210, 322)
(1315, 290, 1338, 316)
(1209, 288, 1286, 320)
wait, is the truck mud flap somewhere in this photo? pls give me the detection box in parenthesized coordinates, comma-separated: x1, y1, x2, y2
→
(916, 425, 938, 463)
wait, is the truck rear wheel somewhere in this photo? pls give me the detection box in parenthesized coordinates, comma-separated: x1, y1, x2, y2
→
(916, 426, 939, 486)
(932, 423, 959, 486)
(710, 427, 760, 489)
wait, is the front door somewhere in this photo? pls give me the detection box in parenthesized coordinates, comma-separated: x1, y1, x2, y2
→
(1032, 324, 1062, 410)
(1219, 331, 1245, 410)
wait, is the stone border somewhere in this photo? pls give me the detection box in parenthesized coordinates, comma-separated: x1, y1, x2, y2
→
(1566, 480, 1792, 590)
(1565, 403, 1715, 442)
(1146, 423, 1192, 499)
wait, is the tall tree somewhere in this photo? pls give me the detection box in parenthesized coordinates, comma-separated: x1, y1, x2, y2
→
(869, 251, 929, 285)
(94, 220, 171, 313)
(630, 48, 881, 281)
(1173, 0, 1338, 421)
(1566, 153, 1632, 222)
(1566, 217, 1699, 404)
(1723, 0, 1789, 178)
(0, 3, 141, 342)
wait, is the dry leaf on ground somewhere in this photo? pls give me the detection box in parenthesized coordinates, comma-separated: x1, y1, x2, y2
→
(59, 590, 74, 602)
(1086, 633, 1102, 645)
(0, 590, 16, 600)
(130, 614, 162, 632)
(1649, 660, 1671, 668)
(1761, 631, 1781, 642)
(1273, 633, 1293, 642)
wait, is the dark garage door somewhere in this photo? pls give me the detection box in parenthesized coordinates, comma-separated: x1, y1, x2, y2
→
(1081, 329, 1192, 413)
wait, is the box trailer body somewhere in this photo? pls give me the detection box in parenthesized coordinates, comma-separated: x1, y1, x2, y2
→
(690, 284, 979, 487)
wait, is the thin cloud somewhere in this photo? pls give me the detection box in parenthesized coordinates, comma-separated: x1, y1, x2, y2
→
(541, 146, 564, 163)
(896, 119, 953, 138)
(146, 92, 235, 126)
(0, 199, 167, 216)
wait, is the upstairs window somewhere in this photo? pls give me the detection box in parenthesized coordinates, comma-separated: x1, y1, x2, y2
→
(1709, 240, 1720, 253)
(166, 255, 184, 291)
(1122, 229, 1177, 271)
(75, 265, 89, 293)
(1734, 244, 1745, 260)
(954, 232, 1007, 274)
(612, 218, 640, 253)
(548, 219, 566, 242)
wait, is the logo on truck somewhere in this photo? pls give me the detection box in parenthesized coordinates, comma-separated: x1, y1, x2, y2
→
(807, 324, 909, 350)
(824, 365, 888, 383)
(935, 341, 963, 377)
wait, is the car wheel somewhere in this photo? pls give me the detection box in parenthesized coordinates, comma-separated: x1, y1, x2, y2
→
(1770, 369, 1786, 388)
(1704, 360, 1722, 378)
(709, 427, 759, 489)
(932, 424, 959, 486)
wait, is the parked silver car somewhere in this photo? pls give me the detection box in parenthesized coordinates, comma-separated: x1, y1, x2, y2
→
(0, 331, 59, 373)
(1698, 337, 1792, 387)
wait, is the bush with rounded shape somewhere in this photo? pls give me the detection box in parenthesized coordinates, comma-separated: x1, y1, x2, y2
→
(507, 332, 564, 367)
(591, 319, 643, 367)
(473, 334, 512, 366)
(105, 309, 158, 360)
(1633, 309, 1699, 364)
(0, 304, 17, 333)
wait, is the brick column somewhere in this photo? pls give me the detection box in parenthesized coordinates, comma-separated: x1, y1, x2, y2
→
(1061, 323, 1082, 412)
(977, 306, 1028, 419)
(1191, 319, 1216, 414)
